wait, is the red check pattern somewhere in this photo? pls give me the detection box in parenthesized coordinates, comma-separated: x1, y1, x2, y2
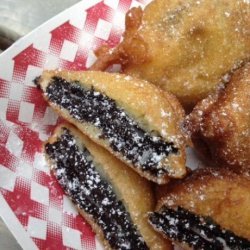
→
(0, 0, 150, 249)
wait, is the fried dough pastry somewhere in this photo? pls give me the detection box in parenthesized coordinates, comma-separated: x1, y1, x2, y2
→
(149, 168, 250, 249)
(91, 0, 250, 109)
(36, 70, 187, 184)
(45, 124, 172, 250)
(185, 62, 250, 170)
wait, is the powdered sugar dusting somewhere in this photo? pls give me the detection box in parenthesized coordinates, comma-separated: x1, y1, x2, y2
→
(45, 127, 148, 249)
(149, 206, 250, 249)
(45, 77, 179, 179)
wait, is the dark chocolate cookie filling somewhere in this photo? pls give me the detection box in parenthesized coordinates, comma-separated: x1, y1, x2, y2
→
(149, 206, 250, 250)
(45, 77, 178, 177)
(45, 128, 148, 250)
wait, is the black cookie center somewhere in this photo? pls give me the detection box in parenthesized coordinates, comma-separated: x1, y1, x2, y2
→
(149, 206, 250, 250)
(45, 128, 148, 250)
(45, 77, 178, 178)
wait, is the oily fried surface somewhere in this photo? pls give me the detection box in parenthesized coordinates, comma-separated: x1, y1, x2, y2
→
(185, 63, 250, 170)
(38, 70, 187, 183)
(91, 7, 147, 71)
(91, 0, 250, 110)
(46, 124, 172, 250)
(158, 168, 250, 240)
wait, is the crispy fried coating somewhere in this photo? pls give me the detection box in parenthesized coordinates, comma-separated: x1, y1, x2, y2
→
(185, 62, 250, 170)
(91, 0, 250, 109)
(45, 124, 173, 250)
(37, 70, 187, 184)
(157, 168, 250, 241)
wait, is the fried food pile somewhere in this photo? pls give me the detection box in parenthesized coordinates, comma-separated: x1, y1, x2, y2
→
(91, 0, 250, 110)
(37, 0, 250, 248)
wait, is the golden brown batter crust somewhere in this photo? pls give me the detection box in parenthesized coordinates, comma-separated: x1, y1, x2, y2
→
(157, 167, 250, 240)
(185, 62, 250, 170)
(38, 70, 187, 184)
(45, 124, 173, 250)
(91, 0, 250, 110)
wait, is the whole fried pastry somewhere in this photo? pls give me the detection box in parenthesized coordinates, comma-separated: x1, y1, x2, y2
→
(91, 0, 250, 110)
(36, 70, 187, 184)
(44, 124, 172, 250)
(185, 63, 250, 170)
(149, 168, 250, 249)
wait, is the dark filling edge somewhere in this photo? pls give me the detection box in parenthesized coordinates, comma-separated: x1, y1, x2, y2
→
(149, 206, 250, 250)
(45, 127, 148, 250)
(44, 77, 178, 178)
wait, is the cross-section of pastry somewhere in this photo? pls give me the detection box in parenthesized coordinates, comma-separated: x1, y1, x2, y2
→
(37, 70, 187, 184)
(184, 62, 250, 170)
(149, 168, 250, 249)
(44, 124, 172, 250)
(91, 0, 250, 110)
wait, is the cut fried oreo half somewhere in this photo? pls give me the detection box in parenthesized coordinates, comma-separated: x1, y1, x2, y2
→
(44, 124, 172, 250)
(149, 206, 250, 250)
(149, 168, 250, 249)
(38, 70, 187, 184)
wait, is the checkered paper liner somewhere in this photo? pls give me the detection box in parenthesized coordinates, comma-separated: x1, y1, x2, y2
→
(0, 0, 204, 249)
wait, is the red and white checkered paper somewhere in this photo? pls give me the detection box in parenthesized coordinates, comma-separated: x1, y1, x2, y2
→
(0, 1, 155, 249)
(0, 0, 204, 249)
